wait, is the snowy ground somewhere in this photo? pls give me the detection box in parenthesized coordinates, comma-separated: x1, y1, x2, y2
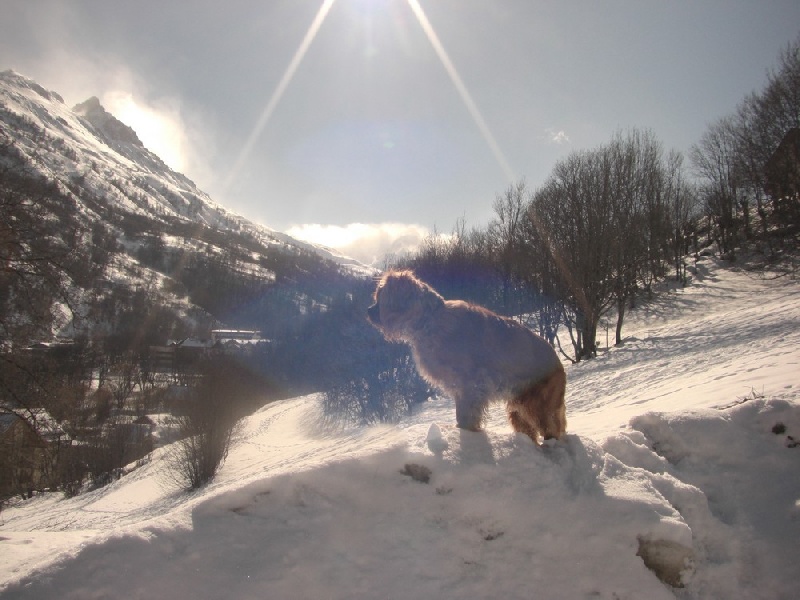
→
(1, 257, 798, 599)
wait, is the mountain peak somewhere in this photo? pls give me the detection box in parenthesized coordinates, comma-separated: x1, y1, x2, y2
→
(72, 95, 102, 113)
(73, 96, 143, 148)
(1, 69, 64, 104)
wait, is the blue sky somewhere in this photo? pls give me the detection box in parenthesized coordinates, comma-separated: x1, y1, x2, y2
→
(2, 1, 799, 263)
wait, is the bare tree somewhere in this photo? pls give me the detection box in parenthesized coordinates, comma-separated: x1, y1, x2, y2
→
(107, 353, 141, 413)
(607, 129, 671, 344)
(759, 40, 800, 229)
(734, 93, 774, 247)
(164, 356, 255, 490)
(530, 147, 617, 360)
(760, 37, 800, 144)
(690, 117, 743, 257)
(663, 151, 699, 284)
(693, 35, 800, 256)
(529, 129, 676, 358)
(487, 181, 539, 317)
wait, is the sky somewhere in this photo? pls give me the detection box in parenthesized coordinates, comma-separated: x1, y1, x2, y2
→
(2, 1, 799, 263)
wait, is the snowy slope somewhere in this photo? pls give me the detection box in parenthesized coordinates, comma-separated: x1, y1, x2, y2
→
(1, 257, 798, 599)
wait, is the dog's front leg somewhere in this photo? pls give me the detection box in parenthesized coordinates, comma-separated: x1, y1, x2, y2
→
(454, 390, 487, 431)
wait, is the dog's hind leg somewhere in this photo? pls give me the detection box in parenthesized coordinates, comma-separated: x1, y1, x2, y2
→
(507, 408, 540, 443)
(507, 368, 567, 443)
(539, 370, 567, 440)
(542, 402, 567, 441)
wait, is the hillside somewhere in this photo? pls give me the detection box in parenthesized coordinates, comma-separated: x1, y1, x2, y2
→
(1, 256, 798, 599)
(0, 69, 371, 345)
(0, 70, 394, 507)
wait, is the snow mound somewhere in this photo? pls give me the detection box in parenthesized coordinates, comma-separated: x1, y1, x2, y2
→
(605, 397, 800, 597)
(0, 422, 704, 599)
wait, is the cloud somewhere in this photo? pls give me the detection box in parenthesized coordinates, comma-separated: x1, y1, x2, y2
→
(544, 128, 570, 145)
(286, 223, 429, 267)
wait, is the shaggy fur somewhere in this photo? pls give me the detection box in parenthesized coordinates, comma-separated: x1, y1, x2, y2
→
(367, 270, 566, 442)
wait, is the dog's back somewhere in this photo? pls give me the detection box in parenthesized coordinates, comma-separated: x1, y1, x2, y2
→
(411, 299, 561, 397)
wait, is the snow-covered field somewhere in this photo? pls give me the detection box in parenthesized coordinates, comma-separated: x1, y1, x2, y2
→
(1, 257, 798, 599)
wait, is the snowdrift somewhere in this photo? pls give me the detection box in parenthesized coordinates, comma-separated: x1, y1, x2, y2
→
(1, 257, 798, 599)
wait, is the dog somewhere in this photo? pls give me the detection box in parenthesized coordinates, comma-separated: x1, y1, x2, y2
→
(367, 270, 566, 443)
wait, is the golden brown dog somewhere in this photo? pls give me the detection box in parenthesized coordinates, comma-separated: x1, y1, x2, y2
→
(367, 270, 566, 442)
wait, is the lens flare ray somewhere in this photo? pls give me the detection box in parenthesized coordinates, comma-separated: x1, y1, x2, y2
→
(405, 0, 515, 182)
(224, 0, 337, 191)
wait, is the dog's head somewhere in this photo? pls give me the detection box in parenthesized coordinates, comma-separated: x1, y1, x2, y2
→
(368, 270, 443, 341)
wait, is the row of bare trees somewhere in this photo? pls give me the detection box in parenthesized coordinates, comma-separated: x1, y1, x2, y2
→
(398, 128, 698, 362)
(397, 38, 800, 361)
(690, 35, 800, 258)
(530, 130, 696, 359)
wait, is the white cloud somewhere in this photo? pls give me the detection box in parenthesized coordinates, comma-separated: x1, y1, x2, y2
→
(545, 128, 570, 145)
(286, 222, 429, 267)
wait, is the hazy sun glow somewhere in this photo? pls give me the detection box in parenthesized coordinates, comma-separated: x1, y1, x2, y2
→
(103, 91, 187, 172)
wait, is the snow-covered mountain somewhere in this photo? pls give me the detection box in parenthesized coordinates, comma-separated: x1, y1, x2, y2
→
(1, 257, 798, 599)
(2, 69, 234, 227)
(0, 69, 375, 267)
(0, 70, 371, 339)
